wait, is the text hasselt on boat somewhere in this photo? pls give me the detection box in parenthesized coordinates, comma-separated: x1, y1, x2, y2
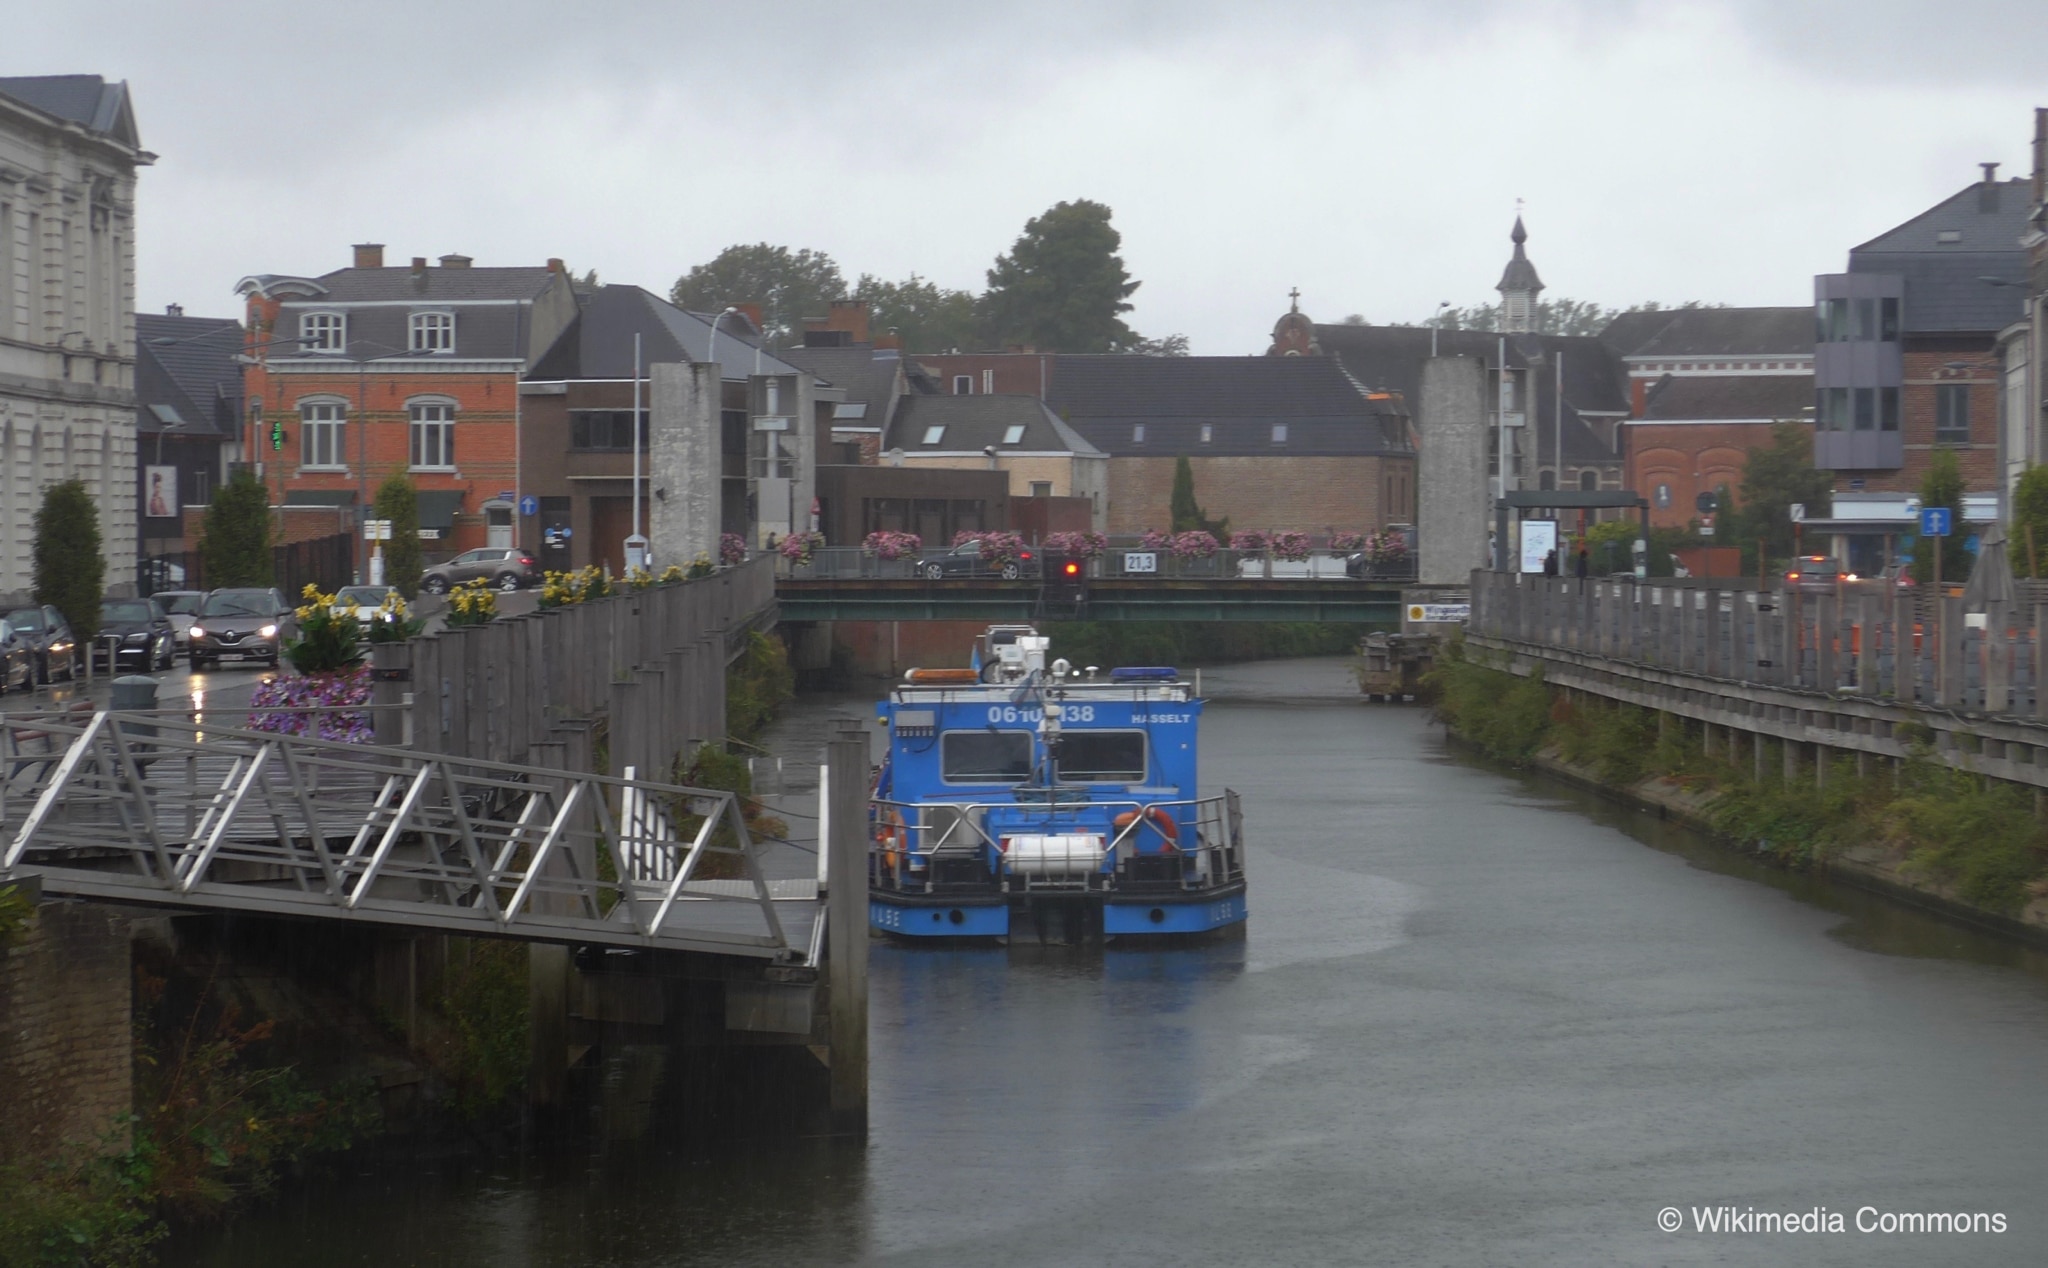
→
(869, 625, 1248, 941)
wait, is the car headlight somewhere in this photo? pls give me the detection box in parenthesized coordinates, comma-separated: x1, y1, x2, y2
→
(125, 632, 148, 643)
(259, 624, 279, 639)
(188, 625, 206, 639)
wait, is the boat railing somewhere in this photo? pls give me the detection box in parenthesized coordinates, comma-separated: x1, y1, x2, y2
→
(870, 791, 1245, 893)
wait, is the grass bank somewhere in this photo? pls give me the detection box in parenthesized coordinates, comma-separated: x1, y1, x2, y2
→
(1426, 641, 2048, 938)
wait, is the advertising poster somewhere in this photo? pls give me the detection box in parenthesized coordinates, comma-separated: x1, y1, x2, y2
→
(1519, 519, 1558, 574)
(144, 465, 178, 520)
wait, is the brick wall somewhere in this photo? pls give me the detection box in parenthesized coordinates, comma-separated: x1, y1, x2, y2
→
(1105, 455, 1408, 535)
(1834, 349, 2001, 494)
(0, 902, 134, 1164)
(1627, 421, 1781, 528)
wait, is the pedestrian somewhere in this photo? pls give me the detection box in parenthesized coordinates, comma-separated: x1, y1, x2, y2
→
(1542, 547, 1559, 577)
(1574, 545, 1589, 584)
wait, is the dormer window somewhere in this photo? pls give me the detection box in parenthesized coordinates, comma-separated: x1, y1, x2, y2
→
(1271, 424, 1288, 444)
(299, 311, 346, 352)
(410, 311, 454, 354)
(1200, 424, 1213, 444)
(1132, 424, 1146, 444)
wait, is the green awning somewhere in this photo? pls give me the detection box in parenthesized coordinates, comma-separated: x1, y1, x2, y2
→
(416, 490, 465, 530)
(285, 490, 357, 507)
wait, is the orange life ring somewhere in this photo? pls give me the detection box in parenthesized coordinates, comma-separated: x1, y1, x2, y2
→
(1113, 806, 1179, 848)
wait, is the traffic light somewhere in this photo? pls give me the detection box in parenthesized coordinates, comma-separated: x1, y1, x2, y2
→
(270, 418, 286, 451)
(1039, 553, 1088, 613)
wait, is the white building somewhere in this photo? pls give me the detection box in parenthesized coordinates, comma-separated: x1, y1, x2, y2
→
(0, 76, 149, 596)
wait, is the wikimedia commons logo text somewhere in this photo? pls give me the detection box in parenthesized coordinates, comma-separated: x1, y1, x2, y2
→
(1658, 1206, 2008, 1235)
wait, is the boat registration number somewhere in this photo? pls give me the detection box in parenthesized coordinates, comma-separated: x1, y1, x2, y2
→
(985, 704, 1098, 724)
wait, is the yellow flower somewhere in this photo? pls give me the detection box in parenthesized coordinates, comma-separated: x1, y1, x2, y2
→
(302, 583, 322, 600)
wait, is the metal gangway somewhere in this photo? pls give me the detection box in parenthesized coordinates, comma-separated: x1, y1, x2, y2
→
(1, 709, 820, 962)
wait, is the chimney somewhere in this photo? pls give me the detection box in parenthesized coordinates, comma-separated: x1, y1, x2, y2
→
(546, 257, 564, 273)
(827, 298, 871, 345)
(411, 256, 427, 277)
(735, 302, 765, 337)
(1979, 162, 2001, 213)
(438, 253, 472, 269)
(353, 242, 385, 269)
(164, 302, 183, 317)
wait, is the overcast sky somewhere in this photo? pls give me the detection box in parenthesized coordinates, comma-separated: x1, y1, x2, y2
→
(14, 0, 2046, 353)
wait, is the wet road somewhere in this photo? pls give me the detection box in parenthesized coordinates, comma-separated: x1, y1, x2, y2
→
(171, 657, 2048, 1266)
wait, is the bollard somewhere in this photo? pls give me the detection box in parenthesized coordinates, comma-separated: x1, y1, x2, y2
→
(111, 674, 161, 760)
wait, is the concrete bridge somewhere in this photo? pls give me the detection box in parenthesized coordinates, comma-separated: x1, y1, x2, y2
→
(775, 576, 1409, 623)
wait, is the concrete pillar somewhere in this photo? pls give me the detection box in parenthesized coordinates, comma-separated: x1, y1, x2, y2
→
(649, 361, 723, 570)
(1417, 357, 1490, 586)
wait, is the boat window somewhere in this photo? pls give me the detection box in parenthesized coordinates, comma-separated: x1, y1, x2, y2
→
(941, 731, 1033, 782)
(1057, 731, 1146, 782)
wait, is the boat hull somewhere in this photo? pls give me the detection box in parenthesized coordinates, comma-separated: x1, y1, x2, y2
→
(869, 882, 1246, 942)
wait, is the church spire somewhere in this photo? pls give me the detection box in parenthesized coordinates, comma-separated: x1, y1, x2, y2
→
(1495, 213, 1544, 333)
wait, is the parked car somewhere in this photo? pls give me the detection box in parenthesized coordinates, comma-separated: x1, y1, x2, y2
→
(188, 588, 295, 670)
(420, 547, 541, 594)
(0, 617, 35, 693)
(94, 597, 177, 671)
(1784, 555, 1855, 593)
(913, 539, 1040, 581)
(153, 590, 207, 649)
(334, 585, 403, 632)
(1, 604, 78, 684)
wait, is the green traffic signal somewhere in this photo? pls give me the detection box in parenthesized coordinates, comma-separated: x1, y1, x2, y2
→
(270, 420, 285, 451)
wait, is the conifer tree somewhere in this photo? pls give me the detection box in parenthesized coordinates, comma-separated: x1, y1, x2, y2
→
(202, 469, 273, 587)
(373, 473, 423, 597)
(32, 478, 104, 643)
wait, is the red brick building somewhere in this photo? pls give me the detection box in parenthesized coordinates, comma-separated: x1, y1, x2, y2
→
(236, 245, 581, 577)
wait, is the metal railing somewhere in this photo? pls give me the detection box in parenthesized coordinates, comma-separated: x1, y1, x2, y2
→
(781, 546, 1414, 583)
(870, 791, 1245, 894)
(1, 709, 812, 958)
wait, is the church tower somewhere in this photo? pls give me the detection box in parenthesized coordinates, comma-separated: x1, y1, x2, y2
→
(1495, 215, 1545, 333)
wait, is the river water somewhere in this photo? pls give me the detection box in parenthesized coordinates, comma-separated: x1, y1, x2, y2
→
(172, 657, 2048, 1266)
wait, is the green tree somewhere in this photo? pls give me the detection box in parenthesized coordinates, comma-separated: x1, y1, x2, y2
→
(373, 473, 424, 597)
(1124, 332, 1191, 357)
(1723, 422, 1831, 574)
(1911, 449, 1971, 585)
(2011, 465, 2048, 578)
(1424, 297, 1724, 337)
(670, 243, 847, 350)
(32, 479, 104, 643)
(1167, 455, 1227, 537)
(851, 272, 983, 352)
(981, 199, 1140, 353)
(202, 468, 273, 588)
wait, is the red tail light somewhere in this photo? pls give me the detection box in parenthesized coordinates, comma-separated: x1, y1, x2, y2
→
(519, 555, 537, 565)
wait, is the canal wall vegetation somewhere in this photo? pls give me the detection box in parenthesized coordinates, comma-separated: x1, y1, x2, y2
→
(1428, 642, 2048, 936)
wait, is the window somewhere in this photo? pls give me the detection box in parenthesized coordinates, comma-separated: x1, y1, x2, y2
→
(982, 369, 995, 394)
(409, 311, 453, 353)
(300, 400, 346, 468)
(1271, 423, 1288, 444)
(1057, 731, 1147, 783)
(1935, 385, 1970, 444)
(1200, 424, 1213, 444)
(1854, 387, 1875, 432)
(1880, 298, 1900, 341)
(1029, 480, 1053, 498)
(1579, 470, 1599, 492)
(953, 375, 972, 395)
(409, 402, 455, 469)
(1131, 424, 1145, 444)
(299, 311, 345, 352)
(941, 731, 1032, 782)
(1001, 424, 1026, 445)
(569, 411, 648, 451)
(921, 425, 946, 445)
(832, 402, 868, 420)
(1880, 387, 1899, 431)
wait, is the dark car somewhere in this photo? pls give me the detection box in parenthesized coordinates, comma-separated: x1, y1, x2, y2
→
(0, 617, 35, 693)
(1784, 555, 1854, 593)
(2, 605, 78, 684)
(914, 540, 1039, 581)
(420, 548, 541, 594)
(95, 598, 177, 671)
(189, 588, 295, 670)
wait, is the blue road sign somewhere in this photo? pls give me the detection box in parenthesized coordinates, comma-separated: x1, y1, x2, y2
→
(1919, 507, 1952, 537)
(518, 495, 540, 517)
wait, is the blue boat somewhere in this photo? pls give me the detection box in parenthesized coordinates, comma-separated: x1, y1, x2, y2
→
(869, 625, 1248, 942)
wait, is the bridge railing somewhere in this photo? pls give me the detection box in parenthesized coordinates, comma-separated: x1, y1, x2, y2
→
(780, 546, 1415, 583)
(1, 708, 812, 958)
(1470, 569, 2048, 719)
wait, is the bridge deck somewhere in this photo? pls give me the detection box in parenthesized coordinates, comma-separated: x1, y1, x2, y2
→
(775, 577, 1406, 623)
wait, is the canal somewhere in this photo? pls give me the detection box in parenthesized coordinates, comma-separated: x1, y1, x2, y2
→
(172, 657, 2048, 1265)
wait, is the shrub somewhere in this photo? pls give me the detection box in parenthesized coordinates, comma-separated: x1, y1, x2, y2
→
(371, 473, 423, 597)
(282, 585, 364, 674)
(201, 469, 273, 588)
(1423, 643, 1551, 762)
(32, 479, 106, 643)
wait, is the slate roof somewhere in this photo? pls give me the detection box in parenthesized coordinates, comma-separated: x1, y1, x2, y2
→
(1044, 355, 1411, 457)
(1495, 216, 1544, 294)
(307, 266, 562, 304)
(135, 313, 243, 437)
(1601, 306, 1814, 358)
(1846, 178, 2032, 334)
(0, 75, 139, 147)
(887, 394, 1101, 454)
(526, 285, 796, 381)
(1637, 375, 1814, 422)
(779, 344, 911, 425)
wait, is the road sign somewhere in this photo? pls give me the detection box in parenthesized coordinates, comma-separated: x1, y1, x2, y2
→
(1123, 551, 1158, 574)
(1789, 503, 1805, 523)
(362, 519, 392, 541)
(1920, 507, 1953, 537)
(1406, 603, 1471, 625)
(518, 495, 540, 517)
(497, 489, 517, 502)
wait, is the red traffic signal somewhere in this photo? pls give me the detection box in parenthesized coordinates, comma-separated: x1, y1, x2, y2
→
(1060, 559, 1081, 578)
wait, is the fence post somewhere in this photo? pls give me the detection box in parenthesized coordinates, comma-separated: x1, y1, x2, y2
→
(826, 726, 870, 1137)
(1937, 594, 1965, 709)
(371, 641, 412, 747)
(1984, 601, 2011, 715)
(1815, 592, 1838, 692)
